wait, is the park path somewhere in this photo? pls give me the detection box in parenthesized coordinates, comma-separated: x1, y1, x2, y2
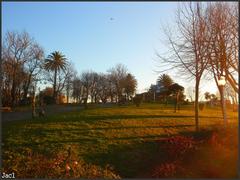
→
(2, 105, 84, 122)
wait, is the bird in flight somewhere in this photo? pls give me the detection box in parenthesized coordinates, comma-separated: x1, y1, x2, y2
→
(110, 17, 114, 21)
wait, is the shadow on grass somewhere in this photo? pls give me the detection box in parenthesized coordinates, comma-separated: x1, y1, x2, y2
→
(14, 134, 169, 146)
(9, 124, 194, 149)
(3, 111, 222, 127)
(86, 114, 194, 120)
(32, 114, 196, 124)
(82, 139, 168, 178)
(80, 126, 230, 178)
(40, 124, 195, 132)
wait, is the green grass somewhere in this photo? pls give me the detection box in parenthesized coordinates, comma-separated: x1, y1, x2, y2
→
(2, 103, 238, 178)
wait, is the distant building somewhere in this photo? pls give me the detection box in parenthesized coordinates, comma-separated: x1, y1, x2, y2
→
(150, 82, 166, 94)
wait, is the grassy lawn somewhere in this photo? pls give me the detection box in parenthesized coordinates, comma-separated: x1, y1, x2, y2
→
(2, 103, 238, 178)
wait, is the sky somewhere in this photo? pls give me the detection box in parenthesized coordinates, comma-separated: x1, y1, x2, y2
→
(2, 2, 218, 100)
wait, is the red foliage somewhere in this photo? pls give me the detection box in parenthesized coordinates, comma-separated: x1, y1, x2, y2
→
(152, 162, 178, 178)
(164, 135, 196, 159)
(151, 135, 198, 178)
(2, 147, 120, 179)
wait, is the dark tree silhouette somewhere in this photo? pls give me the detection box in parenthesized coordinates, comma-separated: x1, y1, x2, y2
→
(123, 73, 137, 102)
(157, 74, 173, 88)
(157, 74, 174, 105)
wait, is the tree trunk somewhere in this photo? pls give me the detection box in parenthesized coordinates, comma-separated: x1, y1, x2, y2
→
(165, 96, 168, 106)
(219, 85, 227, 126)
(225, 71, 238, 93)
(11, 78, 16, 107)
(67, 94, 69, 104)
(195, 80, 200, 132)
(23, 87, 28, 103)
(53, 68, 57, 103)
(66, 87, 69, 104)
(10, 64, 17, 107)
(31, 85, 36, 118)
(110, 94, 113, 103)
(94, 94, 97, 103)
(23, 74, 32, 104)
(174, 100, 177, 113)
(174, 91, 180, 113)
(84, 98, 88, 109)
(84, 90, 89, 109)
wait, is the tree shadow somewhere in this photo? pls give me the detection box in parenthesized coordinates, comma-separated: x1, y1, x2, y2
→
(35, 114, 196, 124)
(80, 126, 221, 178)
(82, 139, 168, 178)
(40, 124, 195, 133)
(79, 128, 193, 178)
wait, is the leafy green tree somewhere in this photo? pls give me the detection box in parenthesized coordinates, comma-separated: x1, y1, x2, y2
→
(44, 51, 68, 103)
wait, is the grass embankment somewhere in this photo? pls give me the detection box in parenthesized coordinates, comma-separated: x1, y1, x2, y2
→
(2, 103, 238, 178)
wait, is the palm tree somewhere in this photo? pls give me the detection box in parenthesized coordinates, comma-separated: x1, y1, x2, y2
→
(44, 51, 68, 103)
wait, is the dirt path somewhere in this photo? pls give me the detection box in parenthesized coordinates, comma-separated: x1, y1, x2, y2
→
(2, 105, 84, 122)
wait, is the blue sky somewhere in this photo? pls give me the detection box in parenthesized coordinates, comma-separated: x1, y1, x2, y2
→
(2, 2, 218, 99)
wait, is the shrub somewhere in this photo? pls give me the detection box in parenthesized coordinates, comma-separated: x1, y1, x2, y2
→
(152, 127, 238, 178)
(2, 147, 120, 179)
(43, 95, 55, 105)
(118, 95, 127, 106)
(152, 162, 178, 178)
(19, 97, 31, 105)
(164, 136, 196, 160)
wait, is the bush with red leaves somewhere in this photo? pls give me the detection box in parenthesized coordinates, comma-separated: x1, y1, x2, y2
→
(152, 162, 178, 177)
(164, 136, 196, 159)
(2, 147, 120, 179)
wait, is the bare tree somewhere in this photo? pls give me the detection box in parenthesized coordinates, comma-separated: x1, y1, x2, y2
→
(63, 63, 76, 103)
(95, 73, 110, 103)
(72, 76, 83, 103)
(80, 71, 94, 108)
(2, 60, 24, 106)
(106, 74, 117, 103)
(157, 2, 209, 131)
(2, 31, 44, 107)
(205, 2, 238, 120)
(88, 72, 99, 103)
(22, 43, 44, 104)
